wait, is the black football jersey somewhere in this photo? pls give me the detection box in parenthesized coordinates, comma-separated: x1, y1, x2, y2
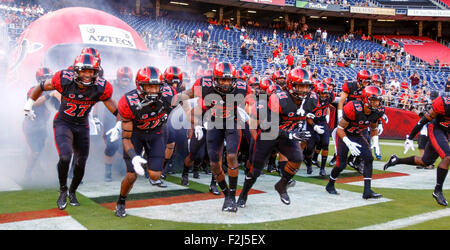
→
(192, 76, 251, 121)
(52, 69, 113, 125)
(118, 85, 177, 131)
(268, 91, 318, 132)
(431, 96, 450, 131)
(342, 81, 363, 102)
(343, 100, 384, 136)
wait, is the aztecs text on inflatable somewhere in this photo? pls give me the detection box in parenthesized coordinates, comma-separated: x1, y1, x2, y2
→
(7, 7, 149, 86)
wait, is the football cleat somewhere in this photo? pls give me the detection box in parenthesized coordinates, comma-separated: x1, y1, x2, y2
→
(209, 183, 220, 195)
(363, 190, 383, 199)
(329, 154, 336, 166)
(237, 192, 248, 208)
(311, 160, 319, 168)
(325, 182, 339, 195)
(57, 190, 68, 210)
(222, 196, 238, 212)
(193, 169, 200, 179)
(433, 191, 448, 206)
(68, 192, 80, 206)
(319, 168, 326, 177)
(181, 174, 189, 186)
(383, 154, 399, 171)
(306, 165, 313, 175)
(274, 180, 291, 205)
(115, 203, 127, 218)
(149, 178, 167, 188)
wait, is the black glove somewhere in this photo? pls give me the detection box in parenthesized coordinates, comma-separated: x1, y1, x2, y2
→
(280, 127, 311, 142)
(290, 130, 311, 142)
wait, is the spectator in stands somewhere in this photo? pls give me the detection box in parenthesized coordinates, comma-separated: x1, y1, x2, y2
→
(389, 77, 400, 89)
(242, 61, 252, 75)
(286, 52, 295, 70)
(409, 72, 420, 90)
(321, 29, 327, 43)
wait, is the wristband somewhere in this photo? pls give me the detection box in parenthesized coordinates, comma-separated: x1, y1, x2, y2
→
(127, 149, 137, 159)
(113, 109, 119, 117)
(39, 81, 45, 91)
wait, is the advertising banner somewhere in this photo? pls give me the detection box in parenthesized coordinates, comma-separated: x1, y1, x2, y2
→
(240, 0, 286, 6)
(407, 9, 450, 17)
(350, 6, 396, 16)
(296, 0, 346, 11)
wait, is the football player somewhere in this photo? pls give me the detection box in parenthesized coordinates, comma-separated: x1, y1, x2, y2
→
(325, 85, 384, 199)
(114, 66, 177, 217)
(102, 66, 134, 182)
(238, 67, 314, 207)
(384, 93, 450, 206)
(24, 54, 120, 210)
(23, 67, 59, 181)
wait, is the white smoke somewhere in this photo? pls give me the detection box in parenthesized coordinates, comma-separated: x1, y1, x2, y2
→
(0, 2, 193, 191)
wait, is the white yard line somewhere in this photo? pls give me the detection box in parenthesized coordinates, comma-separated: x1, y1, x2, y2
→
(357, 209, 450, 230)
(0, 216, 87, 230)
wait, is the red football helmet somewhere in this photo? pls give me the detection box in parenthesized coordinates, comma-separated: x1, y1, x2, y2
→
(322, 77, 335, 87)
(164, 66, 183, 85)
(287, 67, 313, 101)
(272, 70, 287, 87)
(248, 76, 260, 87)
(35, 67, 53, 83)
(371, 74, 383, 85)
(248, 76, 261, 95)
(116, 66, 133, 88)
(73, 54, 100, 86)
(314, 81, 331, 103)
(361, 85, 383, 111)
(135, 66, 163, 102)
(357, 69, 371, 86)
(213, 62, 237, 94)
(80, 47, 101, 64)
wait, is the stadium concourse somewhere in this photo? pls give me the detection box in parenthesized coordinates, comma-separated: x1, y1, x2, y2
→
(0, 0, 450, 232)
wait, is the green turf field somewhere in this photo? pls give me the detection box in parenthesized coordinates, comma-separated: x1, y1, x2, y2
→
(0, 139, 449, 230)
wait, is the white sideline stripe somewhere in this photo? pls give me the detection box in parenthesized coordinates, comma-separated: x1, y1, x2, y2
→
(357, 209, 450, 230)
(0, 216, 87, 230)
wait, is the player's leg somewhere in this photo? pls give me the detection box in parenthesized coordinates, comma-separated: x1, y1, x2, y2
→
(224, 127, 242, 204)
(238, 129, 277, 207)
(53, 119, 75, 210)
(68, 124, 91, 206)
(327, 135, 350, 195)
(115, 133, 145, 217)
(275, 136, 304, 205)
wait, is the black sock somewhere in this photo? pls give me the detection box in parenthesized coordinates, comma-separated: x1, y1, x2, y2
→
(117, 195, 127, 205)
(229, 176, 238, 197)
(182, 164, 190, 176)
(364, 179, 372, 193)
(321, 155, 328, 169)
(435, 167, 448, 192)
(218, 179, 229, 196)
(69, 164, 86, 194)
(397, 156, 416, 166)
(312, 152, 319, 162)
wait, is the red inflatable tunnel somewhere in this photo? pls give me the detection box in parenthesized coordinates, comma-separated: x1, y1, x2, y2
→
(7, 7, 150, 86)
